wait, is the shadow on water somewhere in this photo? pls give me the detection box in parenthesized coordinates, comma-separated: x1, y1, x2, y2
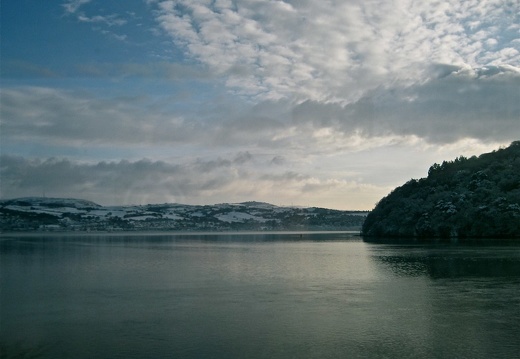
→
(0, 231, 361, 247)
(0, 341, 55, 359)
(363, 236, 520, 279)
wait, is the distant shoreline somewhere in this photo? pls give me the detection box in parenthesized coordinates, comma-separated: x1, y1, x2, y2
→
(0, 230, 362, 237)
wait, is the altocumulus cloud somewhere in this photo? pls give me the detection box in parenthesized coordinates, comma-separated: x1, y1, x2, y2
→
(149, 0, 519, 101)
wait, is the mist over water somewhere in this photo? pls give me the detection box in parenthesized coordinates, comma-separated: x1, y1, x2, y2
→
(1, 233, 519, 358)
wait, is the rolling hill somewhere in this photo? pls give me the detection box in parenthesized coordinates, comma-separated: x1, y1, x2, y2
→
(0, 198, 367, 232)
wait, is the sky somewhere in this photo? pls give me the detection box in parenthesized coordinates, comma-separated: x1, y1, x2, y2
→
(1, 0, 519, 210)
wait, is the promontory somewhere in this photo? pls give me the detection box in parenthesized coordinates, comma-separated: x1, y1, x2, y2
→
(362, 141, 520, 239)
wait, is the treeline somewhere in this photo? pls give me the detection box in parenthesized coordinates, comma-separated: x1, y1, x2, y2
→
(362, 141, 520, 239)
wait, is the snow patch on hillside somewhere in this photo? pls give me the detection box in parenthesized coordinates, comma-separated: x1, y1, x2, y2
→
(215, 211, 269, 223)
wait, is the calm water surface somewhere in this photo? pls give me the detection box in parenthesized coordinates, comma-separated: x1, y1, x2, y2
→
(1, 232, 519, 358)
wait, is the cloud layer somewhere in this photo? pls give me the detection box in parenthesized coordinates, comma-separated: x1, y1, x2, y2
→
(1, 1, 518, 209)
(2, 64, 518, 149)
(150, 0, 519, 101)
(0, 155, 384, 209)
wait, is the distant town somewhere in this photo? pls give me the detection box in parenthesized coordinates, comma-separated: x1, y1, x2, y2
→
(0, 197, 368, 232)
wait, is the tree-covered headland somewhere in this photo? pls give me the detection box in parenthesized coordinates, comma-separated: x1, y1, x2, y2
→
(362, 141, 520, 239)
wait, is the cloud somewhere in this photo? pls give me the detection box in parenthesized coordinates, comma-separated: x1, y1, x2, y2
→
(62, 0, 92, 14)
(62, 0, 129, 42)
(0, 86, 207, 146)
(75, 62, 213, 80)
(291, 65, 520, 144)
(0, 155, 238, 205)
(0, 85, 293, 151)
(0, 61, 58, 79)
(150, 0, 520, 102)
(77, 14, 127, 27)
(2, 63, 517, 152)
(271, 156, 286, 166)
(0, 155, 386, 209)
(97, 30, 128, 42)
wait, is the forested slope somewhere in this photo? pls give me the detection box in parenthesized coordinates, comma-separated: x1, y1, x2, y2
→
(362, 141, 520, 239)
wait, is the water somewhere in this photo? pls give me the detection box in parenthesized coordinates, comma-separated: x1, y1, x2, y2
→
(1, 232, 519, 358)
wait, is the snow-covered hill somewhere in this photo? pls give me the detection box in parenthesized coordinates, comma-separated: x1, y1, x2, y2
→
(0, 197, 368, 232)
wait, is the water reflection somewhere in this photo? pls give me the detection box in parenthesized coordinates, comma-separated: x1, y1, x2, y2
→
(379, 252, 520, 278)
(365, 239, 520, 279)
(0, 231, 360, 245)
(364, 240, 520, 359)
